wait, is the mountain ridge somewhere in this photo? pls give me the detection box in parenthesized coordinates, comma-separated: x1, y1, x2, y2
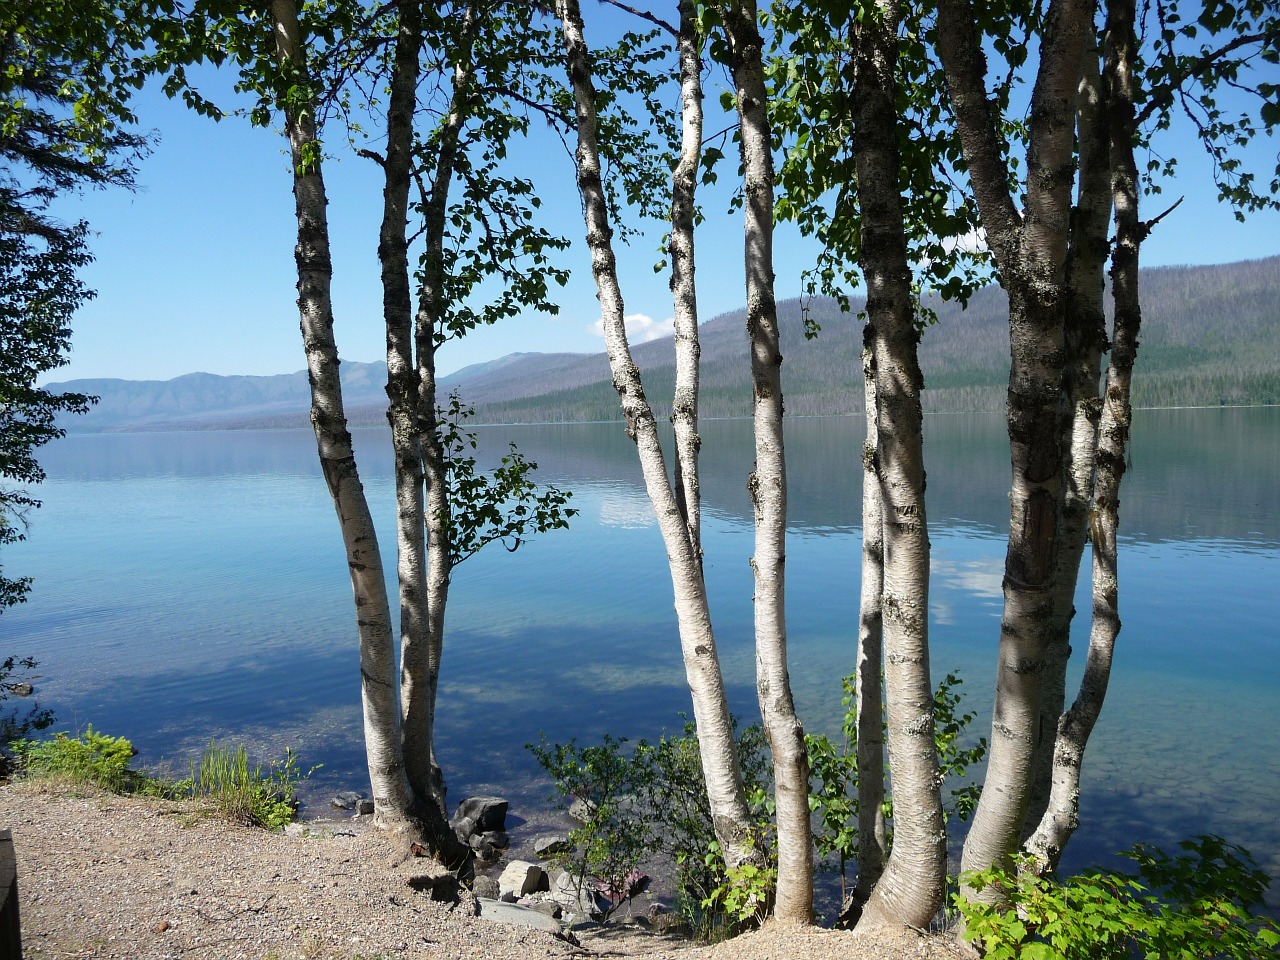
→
(49, 255, 1280, 432)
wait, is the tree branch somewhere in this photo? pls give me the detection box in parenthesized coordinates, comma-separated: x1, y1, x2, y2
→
(1133, 29, 1278, 130)
(597, 0, 677, 37)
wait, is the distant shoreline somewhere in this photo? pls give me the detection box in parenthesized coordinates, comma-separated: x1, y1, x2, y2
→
(59, 401, 1280, 436)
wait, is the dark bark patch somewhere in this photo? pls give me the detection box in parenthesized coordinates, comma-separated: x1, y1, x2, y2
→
(1012, 488, 1057, 585)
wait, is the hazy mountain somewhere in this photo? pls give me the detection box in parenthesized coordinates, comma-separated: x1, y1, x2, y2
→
(49, 255, 1280, 432)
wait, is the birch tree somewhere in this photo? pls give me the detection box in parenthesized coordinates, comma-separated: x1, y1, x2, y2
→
(553, 0, 762, 877)
(769, 0, 989, 926)
(373, 0, 573, 822)
(706, 0, 814, 923)
(150, 0, 574, 864)
(1021, 0, 1280, 870)
(934, 0, 1095, 888)
(843, 0, 948, 929)
(268, 0, 429, 842)
(933, 0, 1280, 886)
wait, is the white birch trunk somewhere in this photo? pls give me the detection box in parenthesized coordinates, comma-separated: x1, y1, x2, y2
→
(368, 0, 473, 865)
(375, 0, 431, 808)
(853, 339, 887, 904)
(715, 0, 813, 923)
(268, 0, 415, 827)
(853, 1, 946, 929)
(937, 0, 1095, 888)
(670, 0, 703, 559)
(407, 4, 477, 822)
(1025, 40, 1112, 838)
(555, 0, 760, 873)
(1025, 0, 1140, 869)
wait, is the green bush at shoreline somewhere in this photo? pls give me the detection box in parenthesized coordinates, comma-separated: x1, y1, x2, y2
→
(11, 726, 312, 830)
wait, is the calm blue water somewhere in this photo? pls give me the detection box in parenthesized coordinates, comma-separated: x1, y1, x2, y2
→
(5, 408, 1278, 901)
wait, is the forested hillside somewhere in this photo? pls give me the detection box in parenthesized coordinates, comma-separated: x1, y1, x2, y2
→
(51, 256, 1280, 430)
(427, 256, 1279, 424)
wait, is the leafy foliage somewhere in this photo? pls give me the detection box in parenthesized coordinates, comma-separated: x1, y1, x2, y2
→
(1, 0, 151, 609)
(0, 219, 95, 607)
(1131, 0, 1280, 217)
(527, 718, 770, 931)
(766, 0, 994, 334)
(437, 396, 576, 566)
(643, 720, 771, 933)
(15, 725, 140, 793)
(16, 726, 313, 829)
(705, 832, 776, 929)
(958, 836, 1280, 960)
(527, 732, 659, 922)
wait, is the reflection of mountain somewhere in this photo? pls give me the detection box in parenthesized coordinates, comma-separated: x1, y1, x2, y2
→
(464, 411, 1280, 547)
(40, 408, 1277, 548)
(50, 256, 1280, 431)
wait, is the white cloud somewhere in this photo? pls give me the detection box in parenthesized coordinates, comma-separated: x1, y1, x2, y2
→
(931, 557, 1004, 600)
(943, 226, 989, 256)
(598, 492, 656, 529)
(588, 313, 676, 344)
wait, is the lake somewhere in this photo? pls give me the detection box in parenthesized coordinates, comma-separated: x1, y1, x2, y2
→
(5, 407, 1278, 906)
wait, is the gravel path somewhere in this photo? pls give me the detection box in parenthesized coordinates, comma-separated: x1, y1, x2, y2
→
(1, 782, 972, 960)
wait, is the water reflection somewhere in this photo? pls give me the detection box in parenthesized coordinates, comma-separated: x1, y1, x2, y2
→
(13, 407, 1279, 905)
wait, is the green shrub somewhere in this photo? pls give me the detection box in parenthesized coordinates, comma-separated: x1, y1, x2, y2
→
(15, 726, 140, 792)
(704, 833, 777, 929)
(527, 719, 770, 932)
(640, 719, 771, 933)
(526, 732, 654, 920)
(16, 727, 312, 830)
(957, 836, 1280, 960)
(189, 739, 315, 830)
(530, 674, 982, 936)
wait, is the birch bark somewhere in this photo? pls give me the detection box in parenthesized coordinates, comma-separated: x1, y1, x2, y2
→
(853, 336, 886, 904)
(1025, 0, 1140, 869)
(670, 0, 703, 559)
(1024, 39, 1112, 836)
(268, 0, 416, 827)
(555, 0, 760, 873)
(852, 1, 946, 928)
(374, 0, 431, 809)
(713, 0, 813, 923)
(407, 2, 477, 821)
(370, 0, 474, 864)
(935, 0, 1095, 885)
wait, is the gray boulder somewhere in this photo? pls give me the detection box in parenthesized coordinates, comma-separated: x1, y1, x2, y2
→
(567, 797, 596, 824)
(549, 869, 607, 921)
(452, 796, 508, 833)
(533, 834, 572, 858)
(330, 791, 361, 811)
(526, 899, 563, 920)
(472, 876, 501, 899)
(467, 834, 499, 862)
(474, 898, 563, 934)
(498, 861, 545, 901)
(483, 830, 510, 850)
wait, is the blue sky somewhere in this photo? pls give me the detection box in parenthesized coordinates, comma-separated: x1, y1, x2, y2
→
(48, 22, 1280, 385)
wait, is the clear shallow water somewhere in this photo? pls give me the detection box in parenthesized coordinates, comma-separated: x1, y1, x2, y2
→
(5, 408, 1278, 901)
